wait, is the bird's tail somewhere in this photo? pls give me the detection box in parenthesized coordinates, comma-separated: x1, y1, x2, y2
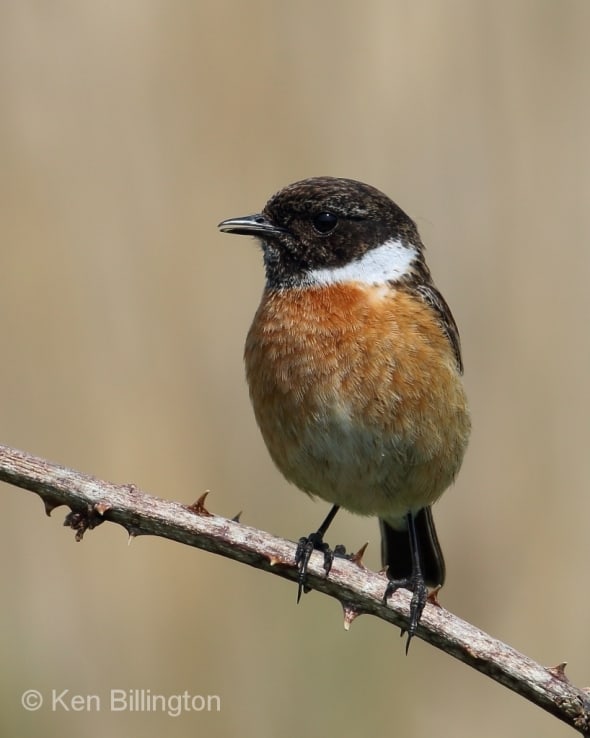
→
(379, 506, 445, 587)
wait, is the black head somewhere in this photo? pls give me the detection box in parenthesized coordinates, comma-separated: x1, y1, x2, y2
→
(218, 177, 426, 288)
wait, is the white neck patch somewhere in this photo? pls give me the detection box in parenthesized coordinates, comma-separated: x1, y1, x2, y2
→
(303, 238, 417, 287)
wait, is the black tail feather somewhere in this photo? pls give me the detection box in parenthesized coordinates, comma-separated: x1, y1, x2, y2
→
(379, 507, 445, 587)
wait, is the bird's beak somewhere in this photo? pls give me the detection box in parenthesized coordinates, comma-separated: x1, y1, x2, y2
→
(217, 214, 288, 237)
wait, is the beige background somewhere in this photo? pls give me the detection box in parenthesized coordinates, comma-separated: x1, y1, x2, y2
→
(1, 2, 589, 736)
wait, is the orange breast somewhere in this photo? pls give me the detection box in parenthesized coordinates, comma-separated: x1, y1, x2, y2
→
(244, 284, 470, 522)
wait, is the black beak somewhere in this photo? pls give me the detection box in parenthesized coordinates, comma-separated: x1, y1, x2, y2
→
(217, 214, 288, 238)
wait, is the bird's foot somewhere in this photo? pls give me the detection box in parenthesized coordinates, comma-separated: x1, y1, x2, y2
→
(295, 535, 347, 602)
(383, 572, 428, 652)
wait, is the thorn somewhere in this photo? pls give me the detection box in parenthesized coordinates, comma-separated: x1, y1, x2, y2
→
(232, 511, 243, 522)
(186, 491, 212, 516)
(125, 524, 145, 540)
(342, 602, 362, 631)
(94, 501, 112, 516)
(122, 483, 138, 494)
(427, 585, 443, 607)
(378, 565, 389, 577)
(546, 662, 569, 682)
(41, 495, 63, 517)
(349, 542, 369, 567)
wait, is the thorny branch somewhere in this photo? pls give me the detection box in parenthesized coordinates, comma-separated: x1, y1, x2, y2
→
(0, 443, 589, 734)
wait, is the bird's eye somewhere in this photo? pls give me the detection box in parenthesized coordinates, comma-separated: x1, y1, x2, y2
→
(312, 212, 338, 233)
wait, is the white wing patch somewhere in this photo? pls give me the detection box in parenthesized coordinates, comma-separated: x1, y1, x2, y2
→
(304, 238, 417, 286)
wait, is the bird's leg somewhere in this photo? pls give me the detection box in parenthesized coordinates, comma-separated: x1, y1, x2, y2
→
(383, 511, 428, 652)
(295, 504, 340, 602)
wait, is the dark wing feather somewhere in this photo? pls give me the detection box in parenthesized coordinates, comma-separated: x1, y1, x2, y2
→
(414, 283, 464, 374)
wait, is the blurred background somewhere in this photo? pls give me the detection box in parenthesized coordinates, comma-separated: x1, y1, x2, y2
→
(1, 1, 589, 736)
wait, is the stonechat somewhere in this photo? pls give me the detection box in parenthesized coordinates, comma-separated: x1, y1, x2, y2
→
(219, 177, 470, 644)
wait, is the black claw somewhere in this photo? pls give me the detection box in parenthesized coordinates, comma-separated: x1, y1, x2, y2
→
(381, 510, 434, 652)
(294, 537, 350, 601)
(333, 543, 347, 557)
(294, 505, 342, 602)
(383, 573, 428, 652)
(295, 532, 333, 602)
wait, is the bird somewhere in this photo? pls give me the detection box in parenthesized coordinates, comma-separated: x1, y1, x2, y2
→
(218, 177, 470, 646)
